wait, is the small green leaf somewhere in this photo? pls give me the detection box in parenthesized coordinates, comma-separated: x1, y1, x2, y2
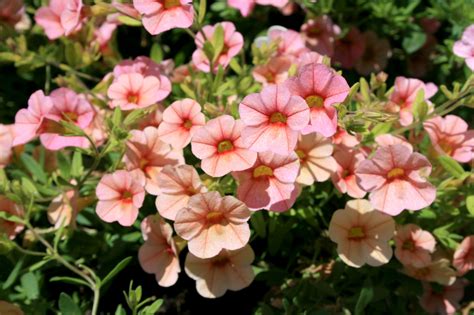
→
(20, 154, 47, 184)
(198, 0, 207, 24)
(437, 155, 465, 179)
(211, 24, 225, 63)
(50, 276, 90, 287)
(0, 211, 25, 224)
(21, 177, 38, 196)
(59, 292, 82, 315)
(229, 58, 242, 75)
(117, 15, 142, 27)
(359, 78, 370, 102)
(355, 279, 374, 315)
(250, 211, 266, 238)
(115, 304, 127, 315)
(2, 257, 24, 289)
(142, 299, 164, 314)
(21, 272, 39, 300)
(402, 31, 427, 54)
(71, 152, 83, 178)
(466, 196, 474, 216)
(101, 256, 132, 286)
(179, 83, 197, 99)
(150, 43, 163, 63)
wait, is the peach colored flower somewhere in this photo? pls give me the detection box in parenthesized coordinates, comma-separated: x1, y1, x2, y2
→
(300, 16, 341, 57)
(264, 26, 308, 60)
(355, 144, 436, 216)
(239, 84, 309, 155)
(174, 192, 251, 259)
(331, 127, 360, 148)
(420, 279, 467, 315)
(375, 134, 413, 151)
(185, 245, 255, 298)
(138, 215, 180, 287)
(0, 196, 24, 240)
(388, 76, 437, 126)
(84, 107, 108, 147)
(285, 63, 350, 137)
(0, 0, 24, 26)
(333, 27, 365, 69)
(48, 188, 91, 229)
(95, 170, 146, 226)
(404, 259, 456, 286)
(13, 90, 53, 146)
(424, 115, 474, 163)
(295, 133, 337, 185)
(394, 224, 436, 268)
(328, 199, 395, 268)
(158, 99, 206, 149)
(0, 301, 24, 315)
(453, 24, 474, 70)
(155, 165, 207, 220)
(35, 0, 83, 40)
(192, 22, 244, 73)
(107, 73, 164, 110)
(252, 56, 292, 86)
(233, 151, 300, 212)
(331, 146, 366, 198)
(0, 125, 14, 168)
(227, 0, 288, 17)
(123, 127, 184, 195)
(133, 0, 194, 35)
(453, 235, 474, 275)
(112, 1, 141, 20)
(191, 115, 257, 177)
(355, 31, 391, 75)
(137, 104, 164, 130)
(296, 51, 325, 70)
(40, 88, 94, 151)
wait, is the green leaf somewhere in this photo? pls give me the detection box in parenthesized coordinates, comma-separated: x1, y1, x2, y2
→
(150, 43, 163, 63)
(402, 31, 427, 54)
(117, 15, 142, 27)
(101, 256, 132, 286)
(51, 276, 90, 287)
(115, 304, 127, 315)
(2, 257, 24, 289)
(59, 293, 82, 315)
(21, 177, 38, 196)
(21, 272, 39, 300)
(198, 0, 207, 24)
(466, 195, 474, 216)
(229, 59, 242, 75)
(124, 108, 150, 126)
(20, 154, 47, 184)
(142, 299, 164, 314)
(359, 78, 370, 102)
(437, 155, 465, 179)
(179, 83, 197, 99)
(65, 41, 84, 68)
(355, 279, 374, 315)
(71, 151, 83, 178)
(0, 211, 25, 224)
(57, 152, 71, 179)
(211, 24, 225, 63)
(250, 211, 266, 238)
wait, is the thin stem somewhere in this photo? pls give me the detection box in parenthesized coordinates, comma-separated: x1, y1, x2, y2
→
(13, 243, 46, 257)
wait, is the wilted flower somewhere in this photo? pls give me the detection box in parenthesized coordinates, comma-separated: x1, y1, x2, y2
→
(0, 0, 25, 27)
(420, 279, 467, 315)
(0, 196, 24, 240)
(404, 259, 457, 286)
(300, 16, 341, 57)
(185, 245, 255, 298)
(453, 24, 474, 70)
(453, 235, 474, 275)
(328, 199, 395, 268)
(394, 224, 436, 268)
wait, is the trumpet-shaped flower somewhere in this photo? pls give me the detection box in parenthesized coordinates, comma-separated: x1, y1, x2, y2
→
(300, 16, 340, 57)
(375, 134, 413, 151)
(420, 279, 467, 315)
(252, 57, 292, 86)
(0, 196, 24, 240)
(404, 259, 456, 286)
(0, 0, 25, 26)
(331, 147, 366, 198)
(394, 224, 436, 268)
(453, 24, 474, 70)
(35, 0, 83, 40)
(453, 235, 474, 275)
(0, 125, 14, 168)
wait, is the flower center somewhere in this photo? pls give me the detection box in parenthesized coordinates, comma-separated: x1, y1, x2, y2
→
(183, 119, 193, 129)
(439, 141, 453, 155)
(414, 267, 431, 279)
(61, 111, 79, 123)
(212, 256, 229, 268)
(253, 165, 273, 178)
(305, 95, 324, 108)
(269, 112, 287, 124)
(217, 140, 234, 153)
(127, 94, 139, 104)
(264, 72, 275, 83)
(348, 226, 365, 240)
(402, 239, 415, 251)
(164, 0, 181, 9)
(122, 191, 133, 202)
(295, 149, 306, 161)
(387, 167, 405, 179)
(206, 211, 224, 225)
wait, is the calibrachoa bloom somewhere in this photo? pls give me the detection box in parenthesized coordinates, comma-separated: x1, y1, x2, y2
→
(35, 0, 83, 40)
(233, 151, 300, 212)
(332, 127, 360, 148)
(355, 144, 436, 216)
(252, 56, 292, 86)
(331, 147, 366, 198)
(0, 125, 13, 168)
(191, 115, 257, 177)
(185, 245, 255, 298)
(158, 99, 206, 149)
(174, 192, 251, 259)
(300, 16, 341, 57)
(239, 84, 309, 155)
(285, 63, 350, 137)
(0, 196, 24, 240)
(328, 199, 395, 268)
(192, 22, 244, 73)
(295, 133, 337, 185)
(296, 51, 325, 70)
(0, 301, 24, 315)
(138, 215, 180, 287)
(375, 134, 413, 151)
(453, 235, 474, 275)
(13, 90, 53, 146)
(265, 26, 308, 59)
(453, 24, 474, 70)
(420, 279, 467, 315)
(0, 0, 24, 26)
(155, 165, 207, 220)
(424, 115, 474, 163)
(107, 73, 165, 110)
(133, 0, 194, 35)
(394, 224, 436, 268)
(404, 259, 457, 286)
(354, 31, 391, 75)
(333, 27, 366, 69)
(227, 0, 288, 17)
(137, 105, 164, 130)
(388, 76, 437, 126)
(123, 127, 184, 195)
(47, 188, 90, 229)
(95, 170, 146, 227)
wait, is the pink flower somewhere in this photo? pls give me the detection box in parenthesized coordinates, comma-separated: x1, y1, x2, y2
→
(185, 245, 255, 298)
(137, 105, 164, 130)
(420, 279, 467, 315)
(355, 144, 436, 216)
(295, 133, 337, 185)
(239, 84, 309, 155)
(174, 192, 251, 259)
(35, 0, 83, 40)
(300, 16, 341, 57)
(424, 115, 474, 163)
(192, 22, 244, 73)
(157, 99, 205, 149)
(296, 51, 325, 70)
(13, 90, 53, 146)
(388, 76, 438, 126)
(285, 63, 350, 137)
(227, 0, 288, 17)
(375, 134, 413, 151)
(123, 127, 184, 195)
(155, 165, 207, 220)
(133, 0, 194, 35)
(233, 151, 300, 212)
(112, 1, 141, 20)
(394, 224, 436, 268)
(265, 26, 308, 60)
(333, 27, 366, 69)
(0, 301, 24, 315)
(95, 170, 146, 226)
(453, 24, 474, 70)
(48, 188, 90, 229)
(191, 115, 257, 177)
(0, 0, 24, 26)
(107, 73, 165, 110)
(331, 146, 366, 198)
(404, 259, 456, 286)
(354, 31, 391, 75)
(453, 235, 474, 275)
(0, 125, 14, 168)
(0, 196, 24, 240)
(252, 56, 292, 86)
(40, 88, 95, 151)
(138, 215, 180, 287)
(331, 127, 360, 148)
(328, 199, 395, 268)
